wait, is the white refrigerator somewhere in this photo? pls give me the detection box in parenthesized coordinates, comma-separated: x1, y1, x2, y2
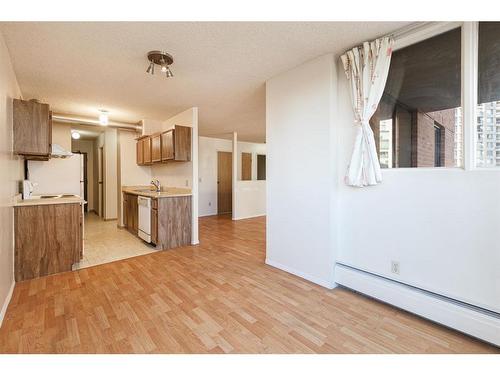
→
(79, 153, 86, 203)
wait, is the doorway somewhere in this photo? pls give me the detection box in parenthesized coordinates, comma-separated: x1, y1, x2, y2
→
(98, 146, 105, 218)
(76, 152, 88, 212)
(217, 151, 232, 214)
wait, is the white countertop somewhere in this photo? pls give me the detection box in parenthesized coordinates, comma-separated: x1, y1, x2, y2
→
(122, 186, 192, 198)
(13, 194, 86, 207)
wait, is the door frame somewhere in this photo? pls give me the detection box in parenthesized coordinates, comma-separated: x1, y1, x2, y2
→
(98, 146, 105, 219)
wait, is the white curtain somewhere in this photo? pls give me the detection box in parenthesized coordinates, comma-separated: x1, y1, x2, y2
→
(340, 36, 394, 187)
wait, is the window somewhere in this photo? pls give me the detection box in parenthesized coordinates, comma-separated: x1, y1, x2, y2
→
(434, 123, 444, 167)
(370, 28, 462, 168)
(257, 154, 266, 180)
(477, 22, 500, 167)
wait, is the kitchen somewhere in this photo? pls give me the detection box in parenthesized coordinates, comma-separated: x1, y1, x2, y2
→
(13, 98, 199, 281)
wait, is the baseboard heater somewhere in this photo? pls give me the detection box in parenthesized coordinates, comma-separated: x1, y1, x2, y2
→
(334, 263, 500, 347)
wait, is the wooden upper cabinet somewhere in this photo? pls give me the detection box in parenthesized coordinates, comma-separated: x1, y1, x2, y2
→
(151, 133, 162, 163)
(137, 125, 191, 165)
(13, 99, 52, 158)
(161, 129, 174, 161)
(143, 136, 152, 165)
(173, 125, 191, 161)
(136, 137, 144, 165)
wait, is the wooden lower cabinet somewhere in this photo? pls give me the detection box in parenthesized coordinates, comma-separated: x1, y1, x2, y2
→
(123, 193, 138, 234)
(156, 196, 191, 249)
(151, 207, 158, 244)
(122, 193, 191, 249)
(14, 203, 83, 282)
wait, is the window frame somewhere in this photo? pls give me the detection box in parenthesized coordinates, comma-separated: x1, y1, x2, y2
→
(380, 21, 497, 172)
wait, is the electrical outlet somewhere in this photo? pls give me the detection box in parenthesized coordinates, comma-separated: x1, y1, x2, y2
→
(391, 261, 400, 275)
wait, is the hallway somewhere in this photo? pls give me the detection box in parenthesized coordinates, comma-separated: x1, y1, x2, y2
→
(0, 215, 496, 353)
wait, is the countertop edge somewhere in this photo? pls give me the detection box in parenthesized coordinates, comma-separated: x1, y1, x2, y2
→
(122, 187, 192, 198)
(13, 194, 86, 207)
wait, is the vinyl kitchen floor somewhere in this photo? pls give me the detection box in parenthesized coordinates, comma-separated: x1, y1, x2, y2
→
(74, 212, 159, 269)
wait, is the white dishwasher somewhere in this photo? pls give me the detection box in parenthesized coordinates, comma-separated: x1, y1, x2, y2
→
(138, 196, 152, 243)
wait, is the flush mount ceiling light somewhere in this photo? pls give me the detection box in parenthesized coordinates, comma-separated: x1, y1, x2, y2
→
(99, 110, 109, 126)
(71, 131, 80, 140)
(146, 50, 174, 78)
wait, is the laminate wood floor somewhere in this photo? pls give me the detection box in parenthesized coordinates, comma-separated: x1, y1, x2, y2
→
(0, 215, 497, 353)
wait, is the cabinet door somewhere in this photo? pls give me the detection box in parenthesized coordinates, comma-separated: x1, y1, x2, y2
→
(125, 194, 138, 235)
(131, 195, 138, 233)
(143, 137, 152, 165)
(173, 125, 192, 161)
(151, 134, 161, 163)
(161, 130, 174, 161)
(13, 99, 51, 156)
(123, 193, 128, 228)
(151, 208, 158, 244)
(136, 139, 144, 165)
(14, 203, 80, 281)
(78, 206, 83, 261)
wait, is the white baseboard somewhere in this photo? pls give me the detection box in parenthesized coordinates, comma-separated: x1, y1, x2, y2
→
(0, 281, 15, 328)
(198, 212, 217, 218)
(265, 258, 336, 289)
(233, 213, 266, 221)
(335, 264, 500, 347)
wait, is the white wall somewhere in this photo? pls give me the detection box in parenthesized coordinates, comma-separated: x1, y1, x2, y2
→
(335, 62, 500, 314)
(52, 122, 72, 150)
(237, 141, 267, 180)
(266, 54, 338, 288)
(233, 180, 266, 220)
(118, 130, 151, 226)
(150, 109, 196, 188)
(0, 32, 22, 325)
(198, 136, 267, 219)
(265, 37, 500, 318)
(233, 140, 267, 220)
(71, 139, 95, 210)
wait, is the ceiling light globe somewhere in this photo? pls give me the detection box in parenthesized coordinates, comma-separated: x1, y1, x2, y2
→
(99, 112, 108, 126)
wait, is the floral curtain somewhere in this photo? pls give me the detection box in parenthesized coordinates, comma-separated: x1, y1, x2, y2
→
(340, 36, 394, 187)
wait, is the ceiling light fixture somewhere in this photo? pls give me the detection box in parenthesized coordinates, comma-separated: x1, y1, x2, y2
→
(99, 110, 109, 126)
(71, 131, 80, 140)
(146, 50, 174, 78)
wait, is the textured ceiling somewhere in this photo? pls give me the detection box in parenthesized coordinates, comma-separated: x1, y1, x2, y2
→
(0, 22, 411, 142)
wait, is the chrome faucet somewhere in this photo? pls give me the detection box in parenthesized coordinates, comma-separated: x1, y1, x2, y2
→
(151, 179, 161, 193)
